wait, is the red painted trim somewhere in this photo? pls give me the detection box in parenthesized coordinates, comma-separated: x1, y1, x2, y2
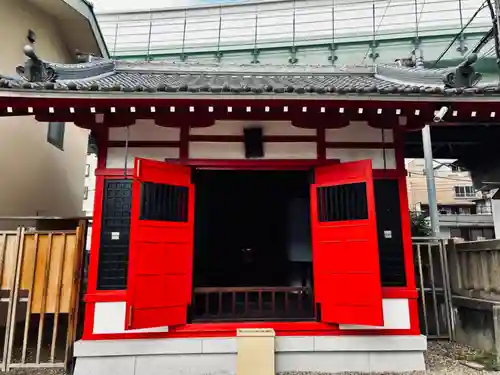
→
(382, 287, 418, 299)
(86, 175, 104, 296)
(104, 138, 395, 149)
(85, 291, 127, 303)
(83, 286, 417, 304)
(96, 166, 399, 175)
(165, 159, 339, 170)
(324, 142, 395, 149)
(83, 302, 96, 340)
(96, 128, 108, 169)
(408, 298, 421, 334)
(316, 125, 326, 161)
(82, 320, 418, 341)
(189, 135, 318, 143)
(180, 126, 190, 160)
(107, 141, 180, 148)
(95, 168, 134, 177)
(394, 129, 417, 290)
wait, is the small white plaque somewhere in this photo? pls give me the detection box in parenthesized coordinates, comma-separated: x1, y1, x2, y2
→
(111, 232, 120, 240)
(384, 230, 392, 239)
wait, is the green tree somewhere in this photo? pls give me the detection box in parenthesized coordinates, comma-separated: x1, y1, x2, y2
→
(410, 211, 432, 237)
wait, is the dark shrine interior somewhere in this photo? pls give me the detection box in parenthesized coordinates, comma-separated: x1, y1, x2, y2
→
(193, 169, 312, 288)
(191, 169, 315, 321)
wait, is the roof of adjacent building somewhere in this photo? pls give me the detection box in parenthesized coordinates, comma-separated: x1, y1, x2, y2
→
(1, 48, 498, 97)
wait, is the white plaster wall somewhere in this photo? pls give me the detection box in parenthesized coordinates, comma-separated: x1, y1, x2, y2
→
(93, 303, 169, 334)
(105, 121, 397, 168)
(189, 120, 315, 136)
(106, 146, 395, 167)
(325, 122, 394, 143)
(0, 0, 89, 224)
(326, 149, 396, 169)
(189, 142, 317, 159)
(106, 147, 180, 168)
(338, 299, 410, 330)
(108, 120, 180, 141)
(92, 298, 410, 335)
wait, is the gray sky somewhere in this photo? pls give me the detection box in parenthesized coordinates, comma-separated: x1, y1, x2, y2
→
(92, 0, 248, 12)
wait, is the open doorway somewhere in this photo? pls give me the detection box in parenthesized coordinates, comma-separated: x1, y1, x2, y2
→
(192, 169, 314, 322)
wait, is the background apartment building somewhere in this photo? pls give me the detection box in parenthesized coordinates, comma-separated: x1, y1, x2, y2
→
(406, 159, 495, 241)
(0, 0, 107, 229)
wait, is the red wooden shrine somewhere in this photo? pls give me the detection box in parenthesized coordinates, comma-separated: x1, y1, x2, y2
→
(2, 45, 492, 372)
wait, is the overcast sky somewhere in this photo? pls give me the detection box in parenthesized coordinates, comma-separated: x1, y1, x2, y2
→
(92, 0, 248, 12)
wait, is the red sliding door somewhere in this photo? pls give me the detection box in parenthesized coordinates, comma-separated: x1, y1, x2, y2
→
(311, 160, 383, 326)
(125, 158, 194, 330)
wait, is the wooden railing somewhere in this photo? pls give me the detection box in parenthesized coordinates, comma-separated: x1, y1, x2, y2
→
(192, 286, 314, 322)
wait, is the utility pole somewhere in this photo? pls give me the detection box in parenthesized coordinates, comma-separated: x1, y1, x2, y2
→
(495, 0, 500, 79)
(422, 125, 440, 237)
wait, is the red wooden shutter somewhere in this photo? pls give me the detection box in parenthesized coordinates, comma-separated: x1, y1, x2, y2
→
(125, 158, 194, 330)
(311, 159, 383, 326)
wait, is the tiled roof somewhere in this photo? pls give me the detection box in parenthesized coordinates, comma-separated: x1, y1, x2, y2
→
(0, 53, 497, 96)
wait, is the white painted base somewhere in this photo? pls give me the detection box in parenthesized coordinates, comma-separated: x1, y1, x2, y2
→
(74, 335, 427, 375)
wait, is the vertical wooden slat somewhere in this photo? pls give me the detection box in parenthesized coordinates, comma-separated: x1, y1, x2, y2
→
(2, 229, 21, 370)
(217, 292, 222, 315)
(258, 291, 263, 314)
(36, 234, 53, 364)
(50, 234, 67, 363)
(204, 293, 209, 316)
(231, 292, 236, 315)
(0, 233, 9, 295)
(6, 227, 27, 370)
(244, 292, 249, 315)
(64, 221, 87, 369)
(21, 234, 39, 364)
(271, 292, 276, 314)
(298, 291, 303, 313)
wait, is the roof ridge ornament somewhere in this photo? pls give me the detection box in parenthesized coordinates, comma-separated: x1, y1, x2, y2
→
(15, 30, 56, 83)
(443, 53, 482, 88)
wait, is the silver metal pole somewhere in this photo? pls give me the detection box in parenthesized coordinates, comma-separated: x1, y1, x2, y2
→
(422, 124, 440, 236)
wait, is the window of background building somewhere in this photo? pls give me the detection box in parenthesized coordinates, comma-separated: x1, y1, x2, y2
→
(83, 186, 88, 200)
(454, 186, 476, 198)
(47, 122, 65, 150)
(85, 164, 90, 177)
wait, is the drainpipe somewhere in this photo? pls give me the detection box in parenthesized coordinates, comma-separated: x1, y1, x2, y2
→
(422, 124, 440, 237)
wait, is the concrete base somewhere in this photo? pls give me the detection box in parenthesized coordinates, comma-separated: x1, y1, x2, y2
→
(73, 335, 427, 375)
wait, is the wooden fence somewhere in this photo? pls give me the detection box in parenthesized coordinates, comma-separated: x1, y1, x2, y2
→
(0, 222, 86, 371)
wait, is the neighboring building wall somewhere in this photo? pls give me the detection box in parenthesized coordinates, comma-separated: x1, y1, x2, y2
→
(406, 159, 479, 208)
(0, 0, 89, 225)
(406, 159, 495, 240)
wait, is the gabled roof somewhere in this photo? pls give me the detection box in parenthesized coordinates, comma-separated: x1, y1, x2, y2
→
(0, 48, 497, 97)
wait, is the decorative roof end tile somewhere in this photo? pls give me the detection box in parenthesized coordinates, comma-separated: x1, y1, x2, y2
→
(443, 53, 482, 89)
(16, 30, 57, 83)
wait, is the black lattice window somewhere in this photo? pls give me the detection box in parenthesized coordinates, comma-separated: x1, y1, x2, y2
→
(97, 180, 132, 291)
(317, 182, 368, 222)
(140, 182, 188, 222)
(374, 179, 406, 286)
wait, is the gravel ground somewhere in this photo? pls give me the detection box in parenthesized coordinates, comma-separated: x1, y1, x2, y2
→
(1, 341, 498, 374)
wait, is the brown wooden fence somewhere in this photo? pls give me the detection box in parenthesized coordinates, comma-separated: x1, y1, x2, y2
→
(0, 222, 86, 371)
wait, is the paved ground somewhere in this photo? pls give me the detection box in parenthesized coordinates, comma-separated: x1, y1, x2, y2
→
(2, 341, 498, 374)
